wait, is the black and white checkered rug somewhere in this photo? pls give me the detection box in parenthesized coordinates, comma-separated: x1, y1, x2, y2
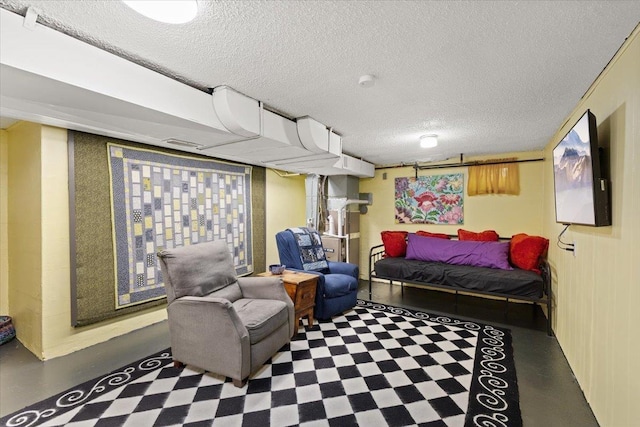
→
(1, 301, 521, 427)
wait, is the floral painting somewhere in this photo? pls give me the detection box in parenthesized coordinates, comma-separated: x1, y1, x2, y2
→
(395, 174, 464, 224)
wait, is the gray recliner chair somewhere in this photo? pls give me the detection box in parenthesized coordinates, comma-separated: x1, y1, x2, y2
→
(157, 240, 295, 387)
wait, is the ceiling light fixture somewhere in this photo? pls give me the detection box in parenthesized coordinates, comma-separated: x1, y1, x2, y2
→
(163, 138, 203, 148)
(358, 74, 375, 88)
(420, 135, 438, 148)
(122, 0, 198, 24)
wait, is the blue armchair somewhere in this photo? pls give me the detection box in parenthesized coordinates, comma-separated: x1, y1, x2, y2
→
(275, 229, 359, 319)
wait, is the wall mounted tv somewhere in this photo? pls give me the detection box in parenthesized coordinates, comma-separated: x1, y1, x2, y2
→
(553, 109, 611, 226)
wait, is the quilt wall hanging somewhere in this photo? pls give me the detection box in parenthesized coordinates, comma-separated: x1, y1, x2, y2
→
(395, 174, 464, 224)
(108, 143, 253, 309)
(70, 132, 265, 326)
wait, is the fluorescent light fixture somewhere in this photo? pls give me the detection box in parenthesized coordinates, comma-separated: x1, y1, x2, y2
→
(420, 135, 438, 148)
(122, 1, 198, 24)
(163, 138, 203, 148)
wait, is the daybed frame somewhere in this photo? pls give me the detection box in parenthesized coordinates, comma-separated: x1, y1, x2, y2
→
(368, 242, 553, 336)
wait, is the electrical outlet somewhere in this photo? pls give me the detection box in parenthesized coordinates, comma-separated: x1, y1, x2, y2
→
(572, 241, 577, 257)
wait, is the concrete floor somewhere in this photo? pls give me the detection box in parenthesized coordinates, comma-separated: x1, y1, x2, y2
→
(0, 281, 598, 426)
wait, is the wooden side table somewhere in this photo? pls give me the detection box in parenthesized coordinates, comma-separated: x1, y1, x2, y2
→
(258, 270, 318, 328)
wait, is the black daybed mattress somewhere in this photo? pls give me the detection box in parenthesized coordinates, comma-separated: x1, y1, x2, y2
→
(374, 257, 543, 298)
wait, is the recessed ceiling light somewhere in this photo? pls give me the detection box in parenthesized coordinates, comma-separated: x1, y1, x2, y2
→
(122, 0, 198, 24)
(420, 135, 438, 148)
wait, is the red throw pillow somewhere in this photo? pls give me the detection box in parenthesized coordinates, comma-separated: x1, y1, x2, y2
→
(416, 231, 451, 240)
(509, 233, 549, 273)
(457, 228, 499, 242)
(381, 231, 408, 257)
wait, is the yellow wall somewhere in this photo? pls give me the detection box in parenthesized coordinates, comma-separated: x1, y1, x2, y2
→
(6, 122, 43, 356)
(5, 123, 167, 359)
(542, 25, 639, 427)
(265, 169, 306, 266)
(4, 124, 307, 359)
(358, 155, 545, 273)
(0, 130, 9, 315)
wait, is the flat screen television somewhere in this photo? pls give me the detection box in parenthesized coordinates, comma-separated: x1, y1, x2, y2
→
(552, 110, 611, 226)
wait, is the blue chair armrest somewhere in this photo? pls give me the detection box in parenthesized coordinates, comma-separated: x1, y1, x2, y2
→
(328, 261, 359, 279)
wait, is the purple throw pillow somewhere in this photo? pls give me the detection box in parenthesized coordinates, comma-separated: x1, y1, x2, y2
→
(405, 234, 513, 270)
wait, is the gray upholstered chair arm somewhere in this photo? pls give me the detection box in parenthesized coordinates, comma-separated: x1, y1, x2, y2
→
(170, 296, 248, 337)
(237, 277, 285, 300)
(237, 276, 296, 337)
(167, 296, 251, 380)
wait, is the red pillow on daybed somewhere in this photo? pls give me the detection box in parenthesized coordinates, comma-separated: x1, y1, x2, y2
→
(510, 233, 549, 273)
(416, 231, 451, 240)
(381, 231, 408, 257)
(458, 228, 499, 242)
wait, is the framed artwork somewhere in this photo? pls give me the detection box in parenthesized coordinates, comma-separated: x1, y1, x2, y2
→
(395, 174, 464, 224)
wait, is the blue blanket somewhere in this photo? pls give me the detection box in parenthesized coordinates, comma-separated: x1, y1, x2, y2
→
(287, 227, 329, 272)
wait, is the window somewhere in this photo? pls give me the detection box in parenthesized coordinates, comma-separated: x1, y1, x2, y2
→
(467, 159, 520, 196)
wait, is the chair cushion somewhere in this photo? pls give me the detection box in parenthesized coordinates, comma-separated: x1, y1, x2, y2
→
(210, 281, 242, 303)
(233, 299, 289, 344)
(158, 240, 237, 301)
(323, 274, 359, 298)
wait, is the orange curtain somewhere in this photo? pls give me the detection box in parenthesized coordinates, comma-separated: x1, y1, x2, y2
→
(467, 159, 520, 196)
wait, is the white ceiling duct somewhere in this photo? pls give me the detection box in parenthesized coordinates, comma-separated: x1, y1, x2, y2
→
(0, 8, 374, 177)
(339, 154, 375, 177)
(211, 86, 261, 137)
(302, 154, 375, 178)
(296, 116, 341, 156)
(0, 8, 235, 146)
(200, 101, 337, 166)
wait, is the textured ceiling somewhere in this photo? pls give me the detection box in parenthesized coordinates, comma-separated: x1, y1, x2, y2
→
(1, 0, 639, 166)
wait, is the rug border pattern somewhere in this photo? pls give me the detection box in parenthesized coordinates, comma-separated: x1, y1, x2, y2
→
(1, 351, 173, 427)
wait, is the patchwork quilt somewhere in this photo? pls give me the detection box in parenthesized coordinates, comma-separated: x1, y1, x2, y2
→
(288, 227, 329, 272)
